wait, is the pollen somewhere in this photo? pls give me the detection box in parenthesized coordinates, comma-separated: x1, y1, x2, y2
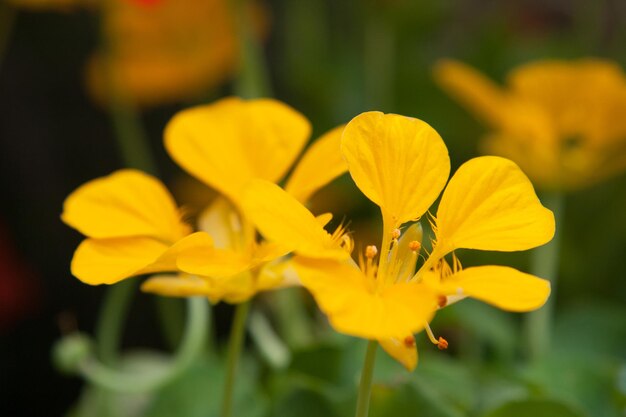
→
(437, 337, 449, 350)
(365, 245, 378, 259)
(391, 228, 401, 239)
(403, 336, 415, 348)
(408, 240, 421, 252)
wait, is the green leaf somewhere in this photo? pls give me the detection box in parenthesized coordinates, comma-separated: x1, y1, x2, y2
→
(272, 388, 339, 417)
(483, 399, 586, 417)
(143, 353, 267, 417)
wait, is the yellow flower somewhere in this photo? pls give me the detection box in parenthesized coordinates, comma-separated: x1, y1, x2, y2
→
(139, 97, 348, 302)
(434, 58, 626, 190)
(241, 111, 555, 370)
(61, 169, 241, 285)
(86, 0, 267, 106)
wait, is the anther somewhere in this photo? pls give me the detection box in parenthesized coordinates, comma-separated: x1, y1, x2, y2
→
(403, 336, 415, 348)
(408, 240, 421, 252)
(437, 295, 447, 308)
(437, 337, 449, 350)
(365, 245, 378, 259)
(391, 229, 401, 239)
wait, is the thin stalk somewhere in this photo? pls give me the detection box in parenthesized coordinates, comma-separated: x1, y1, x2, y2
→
(355, 340, 378, 417)
(229, 0, 271, 98)
(221, 301, 251, 417)
(273, 288, 313, 348)
(524, 192, 564, 361)
(154, 297, 186, 349)
(95, 280, 137, 365)
(82, 297, 209, 392)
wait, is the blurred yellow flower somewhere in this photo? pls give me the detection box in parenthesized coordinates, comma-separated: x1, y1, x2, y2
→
(435, 58, 626, 190)
(242, 111, 554, 370)
(86, 0, 267, 106)
(139, 97, 348, 303)
(61, 169, 239, 285)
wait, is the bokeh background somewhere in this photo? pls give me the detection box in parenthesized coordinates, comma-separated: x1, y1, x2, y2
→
(1, 0, 625, 416)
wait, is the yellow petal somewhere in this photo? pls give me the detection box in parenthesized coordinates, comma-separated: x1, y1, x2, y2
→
(71, 237, 170, 285)
(197, 197, 242, 249)
(176, 233, 252, 278)
(252, 241, 290, 264)
(62, 169, 189, 242)
(294, 257, 437, 339)
(394, 223, 423, 282)
(285, 125, 348, 203)
(242, 180, 349, 260)
(379, 337, 418, 371)
(341, 112, 450, 226)
(315, 213, 333, 227)
(164, 97, 311, 205)
(141, 274, 213, 297)
(441, 266, 550, 312)
(71, 232, 213, 285)
(433, 59, 510, 128)
(141, 272, 266, 304)
(435, 156, 555, 254)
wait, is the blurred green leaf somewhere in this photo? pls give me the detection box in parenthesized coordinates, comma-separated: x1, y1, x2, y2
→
(483, 399, 586, 417)
(144, 353, 267, 417)
(272, 388, 339, 417)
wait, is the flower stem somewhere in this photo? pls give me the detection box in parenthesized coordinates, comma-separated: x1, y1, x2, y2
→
(229, 0, 271, 98)
(525, 192, 564, 361)
(82, 297, 209, 392)
(355, 340, 378, 417)
(221, 301, 251, 417)
(95, 279, 137, 365)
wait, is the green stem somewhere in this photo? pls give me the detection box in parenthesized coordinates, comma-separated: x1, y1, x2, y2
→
(154, 297, 186, 349)
(525, 192, 564, 361)
(229, 0, 271, 98)
(82, 297, 209, 392)
(95, 280, 137, 365)
(355, 340, 378, 417)
(273, 288, 313, 348)
(221, 301, 251, 417)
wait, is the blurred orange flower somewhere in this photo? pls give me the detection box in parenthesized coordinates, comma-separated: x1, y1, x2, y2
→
(435, 59, 626, 191)
(86, 0, 267, 106)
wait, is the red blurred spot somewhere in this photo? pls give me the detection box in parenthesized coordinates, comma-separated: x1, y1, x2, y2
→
(0, 221, 40, 332)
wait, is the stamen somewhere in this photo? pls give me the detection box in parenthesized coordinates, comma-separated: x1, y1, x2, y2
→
(425, 322, 449, 350)
(403, 336, 415, 348)
(365, 245, 378, 259)
(437, 337, 448, 350)
(437, 295, 447, 308)
(408, 240, 421, 252)
(341, 234, 354, 254)
(391, 228, 401, 240)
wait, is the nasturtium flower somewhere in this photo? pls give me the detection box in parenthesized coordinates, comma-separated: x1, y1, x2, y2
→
(139, 97, 348, 303)
(86, 0, 267, 106)
(61, 170, 238, 285)
(242, 111, 554, 370)
(434, 58, 626, 190)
